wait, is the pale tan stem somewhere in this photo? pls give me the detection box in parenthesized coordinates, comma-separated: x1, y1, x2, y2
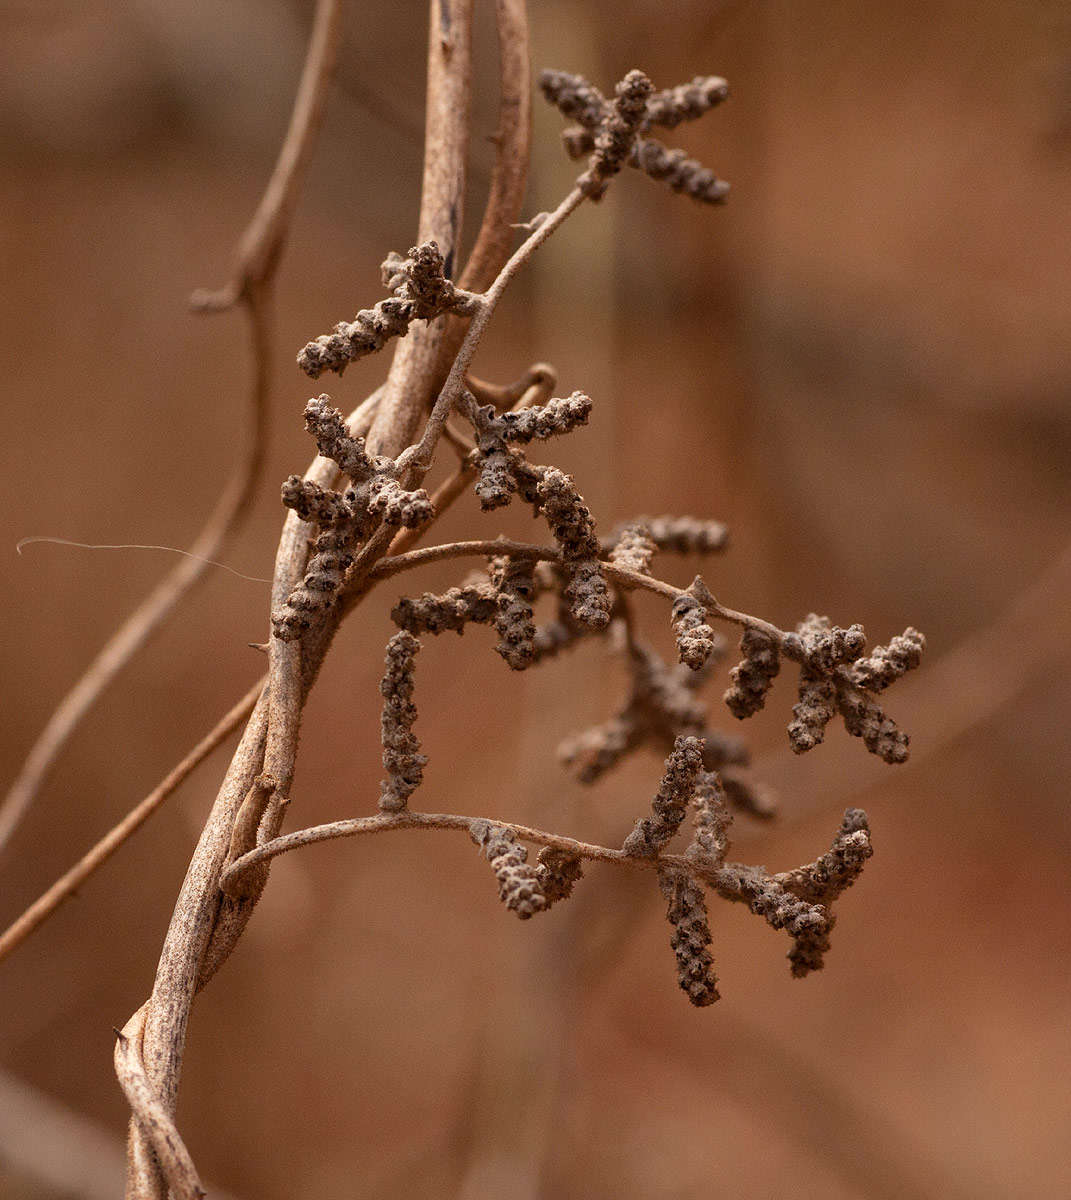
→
(367, 0, 475, 457)
(0, 288, 272, 859)
(0, 680, 262, 967)
(190, 0, 344, 312)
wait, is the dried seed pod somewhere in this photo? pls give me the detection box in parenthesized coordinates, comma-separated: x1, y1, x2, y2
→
(490, 557, 537, 670)
(378, 632, 428, 813)
(837, 686, 909, 764)
(618, 514, 729, 555)
(302, 395, 376, 480)
(280, 476, 350, 525)
(580, 69, 654, 199)
(297, 241, 474, 377)
(671, 578, 719, 670)
(536, 847, 583, 908)
(473, 446, 518, 510)
(631, 138, 730, 204)
(787, 670, 837, 754)
(391, 586, 498, 637)
(471, 822, 546, 920)
(686, 770, 733, 867)
(714, 865, 833, 978)
(782, 613, 865, 672)
(775, 809, 872, 906)
(558, 715, 638, 784)
(658, 867, 719, 1007)
(850, 628, 926, 692)
(272, 525, 360, 641)
(622, 735, 705, 856)
(536, 467, 610, 630)
(645, 76, 729, 129)
(538, 69, 607, 129)
(608, 522, 656, 575)
(724, 628, 781, 718)
(366, 477, 434, 528)
(484, 391, 592, 444)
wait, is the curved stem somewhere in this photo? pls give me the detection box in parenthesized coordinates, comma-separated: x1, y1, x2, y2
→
(0, 679, 263, 967)
(0, 278, 273, 860)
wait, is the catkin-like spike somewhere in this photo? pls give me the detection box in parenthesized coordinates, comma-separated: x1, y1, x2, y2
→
(473, 446, 518, 510)
(303, 395, 376, 480)
(787, 669, 837, 754)
(485, 391, 593, 444)
(658, 867, 719, 1006)
(297, 241, 475, 378)
(775, 809, 872, 906)
(378, 632, 428, 813)
(536, 846, 583, 908)
(558, 714, 639, 784)
(580, 69, 654, 199)
(671, 577, 719, 670)
(538, 69, 607, 129)
(837, 686, 909, 764)
(622, 735, 705, 856)
(298, 297, 416, 378)
(280, 476, 349, 525)
(720, 766, 778, 819)
(391, 586, 498, 636)
(632, 137, 730, 204)
(471, 822, 546, 919)
(714, 865, 833, 978)
(609, 522, 656, 575)
(366, 477, 434, 528)
(850, 627, 926, 692)
(782, 613, 866, 672)
(616, 515, 729, 555)
(645, 76, 729, 129)
(686, 770, 733, 867)
(272, 525, 360, 641)
(490, 557, 537, 670)
(536, 467, 611, 630)
(724, 628, 781, 718)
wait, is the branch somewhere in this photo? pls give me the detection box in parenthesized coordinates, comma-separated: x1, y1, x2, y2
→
(0, 679, 263, 967)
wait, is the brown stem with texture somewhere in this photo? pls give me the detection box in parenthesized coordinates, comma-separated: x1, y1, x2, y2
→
(0, 681, 262, 967)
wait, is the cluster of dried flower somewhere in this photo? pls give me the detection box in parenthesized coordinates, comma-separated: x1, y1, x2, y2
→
(297, 240, 478, 378)
(540, 68, 730, 204)
(264, 67, 921, 1009)
(723, 612, 925, 764)
(272, 397, 434, 640)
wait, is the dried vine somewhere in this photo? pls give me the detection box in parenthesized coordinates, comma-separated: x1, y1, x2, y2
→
(36, 11, 927, 1198)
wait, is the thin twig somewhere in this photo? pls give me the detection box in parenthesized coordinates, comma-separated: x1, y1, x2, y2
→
(0, 285, 273, 859)
(0, 680, 263, 967)
(189, 0, 344, 313)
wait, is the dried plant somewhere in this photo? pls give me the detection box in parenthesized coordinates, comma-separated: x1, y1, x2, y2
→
(0, 4, 926, 1197)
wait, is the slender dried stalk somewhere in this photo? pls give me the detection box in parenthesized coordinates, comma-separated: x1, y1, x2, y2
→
(0, 680, 262, 966)
(0, 0, 344, 860)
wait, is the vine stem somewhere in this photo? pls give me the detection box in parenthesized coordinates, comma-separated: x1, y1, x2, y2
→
(0, 681, 262, 967)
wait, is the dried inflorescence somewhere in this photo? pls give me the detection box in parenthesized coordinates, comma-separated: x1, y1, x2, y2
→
(722, 612, 925, 764)
(658, 867, 719, 1007)
(298, 240, 478, 378)
(471, 821, 546, 919)
(260, 62, 921, 1018)
(671, 576, 722, 670)
(724, 628, 781, 718)
(378, 632, 427, 813)
(540, 68, 731, 204)
(489, 556, 537, 670)
(608, 521, 656, 575)
(272, 397, 434, 640)
(622, 735, 706, 856)
(559, 639, 745, 786)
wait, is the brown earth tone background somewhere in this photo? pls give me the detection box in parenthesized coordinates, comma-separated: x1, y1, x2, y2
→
(2, 2, 1069, 1197)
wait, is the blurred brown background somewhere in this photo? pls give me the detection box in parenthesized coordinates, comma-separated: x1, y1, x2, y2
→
(2, 1, 1069, 1197)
